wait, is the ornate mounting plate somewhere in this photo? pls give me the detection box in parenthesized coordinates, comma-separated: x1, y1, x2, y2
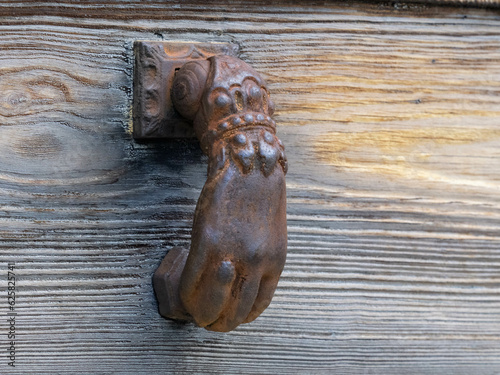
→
(133, 41, 239, 139)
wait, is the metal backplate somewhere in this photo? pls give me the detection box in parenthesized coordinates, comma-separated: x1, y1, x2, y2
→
(133, 41, 239, 139)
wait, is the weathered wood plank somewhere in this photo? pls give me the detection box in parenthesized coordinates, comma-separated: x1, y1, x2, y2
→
(0, 1, 499, 374)
(413, 0, 500, 7)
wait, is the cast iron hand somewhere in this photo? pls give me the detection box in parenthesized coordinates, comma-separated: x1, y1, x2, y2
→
(154, 55, 287, 332)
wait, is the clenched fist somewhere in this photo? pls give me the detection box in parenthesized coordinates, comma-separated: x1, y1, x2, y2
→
(154, 54, 287, 332)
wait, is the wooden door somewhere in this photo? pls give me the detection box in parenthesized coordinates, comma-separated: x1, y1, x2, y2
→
(1, 1, 499, 373)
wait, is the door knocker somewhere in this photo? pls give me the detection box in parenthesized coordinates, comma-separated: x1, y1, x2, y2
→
(134, 42, 287, 332)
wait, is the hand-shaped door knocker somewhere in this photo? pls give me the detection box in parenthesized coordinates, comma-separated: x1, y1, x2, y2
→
(134, 42, 287, 332)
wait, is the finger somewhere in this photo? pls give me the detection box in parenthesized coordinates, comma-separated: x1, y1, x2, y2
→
(206, 275, 260, 332)
(243, 275, 280, 324)
(178, 223, 219, 302)
(181, 259, 236, 328)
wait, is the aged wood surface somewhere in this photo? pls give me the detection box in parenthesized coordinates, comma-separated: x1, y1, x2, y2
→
(0, 1, 499, 374)
(413, 0, 500, 7)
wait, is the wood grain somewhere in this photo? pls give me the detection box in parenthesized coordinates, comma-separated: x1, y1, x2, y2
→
(0, 1, 499, 374)
(413, 0, 500, 7)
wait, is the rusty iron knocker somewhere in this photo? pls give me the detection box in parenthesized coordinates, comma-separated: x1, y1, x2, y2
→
(134, 42, 287, 332)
